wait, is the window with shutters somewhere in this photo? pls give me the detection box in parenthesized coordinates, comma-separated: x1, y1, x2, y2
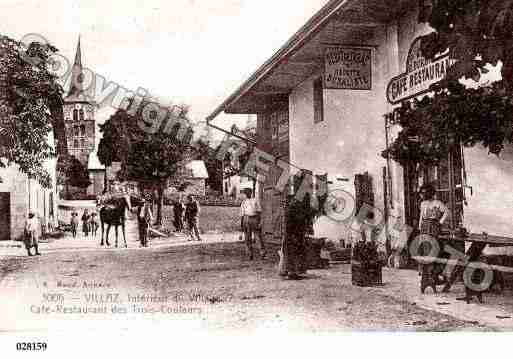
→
(313, 77, 324, 124)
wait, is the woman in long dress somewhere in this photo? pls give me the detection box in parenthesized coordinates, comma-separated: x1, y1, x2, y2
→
(418, 183, 449, 293)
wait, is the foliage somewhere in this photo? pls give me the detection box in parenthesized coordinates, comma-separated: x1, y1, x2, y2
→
(418, 0, 513, 88)
(222, 125, 256, 178)
(98, 99, 194, 225)
(383, 70, 513, 166)
(57, 154, 91, 188)
(0, 35, 64, 188)
(384, 0, 513, 166)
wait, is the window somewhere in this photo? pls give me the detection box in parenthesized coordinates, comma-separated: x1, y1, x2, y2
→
(80, 125, 86, 136)
(313, 77, 324, 124)
(79, 109, 85, 121)
(74, 126, 79, 136)
(73, 109, 78, 122)
(73, 139, 79, 148)
(81, 139, 85, 148)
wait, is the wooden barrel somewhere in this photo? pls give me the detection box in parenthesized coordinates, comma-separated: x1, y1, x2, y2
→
(351, 260, 382, 287)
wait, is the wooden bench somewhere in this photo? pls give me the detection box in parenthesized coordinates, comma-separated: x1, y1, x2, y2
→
(413, 232, 513, 303)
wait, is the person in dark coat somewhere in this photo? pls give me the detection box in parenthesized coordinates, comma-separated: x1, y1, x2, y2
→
(281, 192, 315, 279)
(82, 209, 91, 237)
(185, 194, 202, 241)
(173, 196, 186, 232)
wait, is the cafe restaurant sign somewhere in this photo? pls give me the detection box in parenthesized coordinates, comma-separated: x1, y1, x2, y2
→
(324, 46, 372, 90)
(387, 37, 454, 104)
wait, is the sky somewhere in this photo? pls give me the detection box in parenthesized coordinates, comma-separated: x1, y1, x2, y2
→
(1, 0, 330, 139)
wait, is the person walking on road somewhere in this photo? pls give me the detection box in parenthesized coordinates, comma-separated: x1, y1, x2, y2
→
(24, 211, 41, 256)
(70, 211, 79, 238)
(185, 194, 202, 241)
(240, 188, 265, 260)
(82, 209, 91, 237)
(173, 196, 186, 233)
(138, 195, 153, 247)
(90, 212, 99, 237)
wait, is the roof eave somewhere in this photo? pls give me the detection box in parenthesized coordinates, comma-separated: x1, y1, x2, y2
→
(206, 0, 353, 122)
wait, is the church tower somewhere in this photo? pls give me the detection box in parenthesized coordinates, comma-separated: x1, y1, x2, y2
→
(63, 36, 96, 166)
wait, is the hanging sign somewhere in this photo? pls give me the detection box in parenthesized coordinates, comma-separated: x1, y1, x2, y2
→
(324, 46, 372, 90)
(386, 36, 455, 104)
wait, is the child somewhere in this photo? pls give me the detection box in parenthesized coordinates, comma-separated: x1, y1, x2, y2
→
(24, 212, 41, 256)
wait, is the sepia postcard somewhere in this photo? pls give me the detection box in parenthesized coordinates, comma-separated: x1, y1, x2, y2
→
(2, 0, 513, 356)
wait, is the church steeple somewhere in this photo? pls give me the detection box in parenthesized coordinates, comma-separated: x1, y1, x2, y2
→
(74, 35, 82, 68)
(68, 35, 84, 97)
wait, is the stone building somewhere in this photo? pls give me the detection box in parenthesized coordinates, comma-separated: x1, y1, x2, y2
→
(63, 37, 96, 167)
(0, 143, 58, 241)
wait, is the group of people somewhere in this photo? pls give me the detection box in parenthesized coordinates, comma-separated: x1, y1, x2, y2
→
(70, 209, 99, 238)
(172, 194, 202, 241)
(137, 193, 203, 247)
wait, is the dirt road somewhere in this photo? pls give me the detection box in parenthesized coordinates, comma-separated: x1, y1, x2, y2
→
(0, 240, 491, 332)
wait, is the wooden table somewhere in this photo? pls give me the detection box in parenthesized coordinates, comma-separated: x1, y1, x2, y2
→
(414, 232, 513, 303)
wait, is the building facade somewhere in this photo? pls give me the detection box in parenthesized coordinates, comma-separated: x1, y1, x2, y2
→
(0, 140, 58, 241)
(208, 0, 513, 254)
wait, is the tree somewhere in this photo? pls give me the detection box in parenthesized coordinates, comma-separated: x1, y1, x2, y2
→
(419, 0, 513, 89)
(0, 35, 64, 188)
(57, 154, 91, 189)
(98, 99, 194, 226)
(221, 125, 257, 195)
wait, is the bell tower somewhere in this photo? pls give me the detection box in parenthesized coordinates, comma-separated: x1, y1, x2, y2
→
(63, 36, 96, 166)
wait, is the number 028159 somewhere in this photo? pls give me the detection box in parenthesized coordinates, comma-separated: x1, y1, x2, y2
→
(16, 342, 47, 351)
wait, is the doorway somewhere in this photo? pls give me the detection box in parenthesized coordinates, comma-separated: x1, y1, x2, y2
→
(403, 144, 465, 255)
(0, 192, 10, 241)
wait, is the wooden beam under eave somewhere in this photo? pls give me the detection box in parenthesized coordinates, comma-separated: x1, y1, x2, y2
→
(225, 94, 289, 114)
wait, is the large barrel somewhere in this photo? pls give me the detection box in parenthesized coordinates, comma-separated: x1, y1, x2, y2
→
(351, 259, 382, 287)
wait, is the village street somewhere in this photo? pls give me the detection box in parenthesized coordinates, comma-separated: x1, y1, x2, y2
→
(2, 222, 513, 333)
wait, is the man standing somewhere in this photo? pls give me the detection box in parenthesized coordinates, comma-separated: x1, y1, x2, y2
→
(138, 195, 153, 247)
(185, 194, 202, 241)
(240, 188, 265, 260)
(173, 196, 186, 233)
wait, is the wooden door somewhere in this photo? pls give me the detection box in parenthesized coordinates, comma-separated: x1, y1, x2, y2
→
(257, 104, 289, 245)
(0, 192, 10, 241)
(404, 144, 464, 232)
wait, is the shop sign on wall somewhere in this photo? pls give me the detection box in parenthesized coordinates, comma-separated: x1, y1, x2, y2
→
(324, 46, 372, 90)
(386, 36, 455, 104)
